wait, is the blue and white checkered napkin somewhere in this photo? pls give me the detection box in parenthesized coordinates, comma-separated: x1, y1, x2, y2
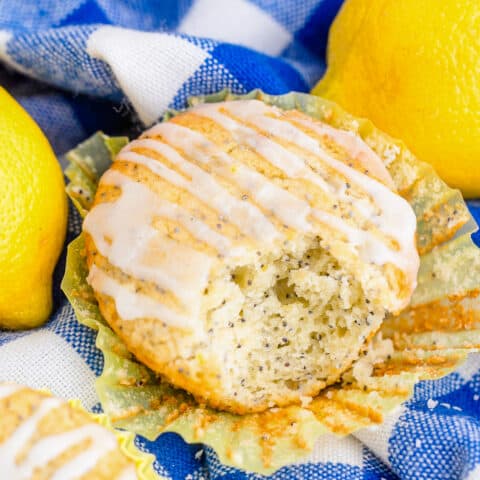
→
(1, 1, 480, 479)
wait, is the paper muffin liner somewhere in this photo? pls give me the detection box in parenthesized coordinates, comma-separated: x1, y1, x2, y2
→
(62, 91, 480, 474)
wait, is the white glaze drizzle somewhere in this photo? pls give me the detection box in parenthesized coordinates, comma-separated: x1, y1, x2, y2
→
(118, 466, 138, 480)
(84, 99, 420, 327)
(193, 101, 418, 281)
(221, 99, 395, 188)
(88, 264, 194, 328)
(118, 141, 279, 241)
(0, 397, 62, 477)
(103, 169, 235, 256)
(84, 170, 214, 328)
(0, 392, 131, 479)
(26, 424, 117, 480)
(48, 424, 118, 480)
(0, 383, 22, 400)
(186, 105, 333, 194)
(132, 128, 311, 231)
(285, 115, 395, 188)
(312, 209, 411, 273)
(222, 102, 414, 261)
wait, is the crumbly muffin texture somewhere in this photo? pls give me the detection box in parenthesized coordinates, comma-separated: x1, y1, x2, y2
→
(198, 236, 386, 410)
(0, 383, 137, 479)
(84, 99, 419, 413)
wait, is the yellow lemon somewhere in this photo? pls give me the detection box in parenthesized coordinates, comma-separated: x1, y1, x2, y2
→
(313, 0, 480, 197)
(0, 87, 67, 329)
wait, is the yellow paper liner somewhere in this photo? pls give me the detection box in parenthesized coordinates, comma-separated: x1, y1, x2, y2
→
(62, 90, 480, 474)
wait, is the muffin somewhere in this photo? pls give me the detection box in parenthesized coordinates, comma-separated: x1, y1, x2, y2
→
(82, 99, 420, 414)
(0, 383, 139, 479)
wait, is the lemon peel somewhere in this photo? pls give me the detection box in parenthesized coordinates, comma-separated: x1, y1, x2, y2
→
(314, 0, 480, 197)
(0, 87, 67, 329)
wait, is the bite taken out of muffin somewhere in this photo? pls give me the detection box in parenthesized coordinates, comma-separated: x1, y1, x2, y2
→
(83, 99, 420, 414)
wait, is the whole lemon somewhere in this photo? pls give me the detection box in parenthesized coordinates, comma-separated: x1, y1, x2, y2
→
(0, 87, 67, 329)
(313, 0, 480, 197)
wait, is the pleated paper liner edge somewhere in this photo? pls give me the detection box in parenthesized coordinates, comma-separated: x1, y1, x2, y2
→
(61, 91, 480, 474)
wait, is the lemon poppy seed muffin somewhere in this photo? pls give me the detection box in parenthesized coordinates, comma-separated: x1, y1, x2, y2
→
(0, 383, 138, 479)
(83, 99, 419, 413)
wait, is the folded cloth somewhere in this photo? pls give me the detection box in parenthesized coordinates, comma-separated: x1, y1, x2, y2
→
(0, 2, 479, 479)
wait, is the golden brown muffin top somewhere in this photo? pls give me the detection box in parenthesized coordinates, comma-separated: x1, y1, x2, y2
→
(84, 100, 419, 333)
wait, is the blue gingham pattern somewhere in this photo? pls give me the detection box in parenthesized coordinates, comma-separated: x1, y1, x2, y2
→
(0, 2, 479, 478)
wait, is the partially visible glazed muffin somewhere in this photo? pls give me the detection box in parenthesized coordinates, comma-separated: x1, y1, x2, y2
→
(0, 383, 138, 479)
(83, 99, 419, 414)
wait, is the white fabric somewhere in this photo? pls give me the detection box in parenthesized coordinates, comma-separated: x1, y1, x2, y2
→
(0, 31, 12, 61)
(355, 406, 406, 467)
(0, 30, 12, 53)
(467, 464, 480, 480)
(178, 0, 292, 56)
(456, 353, 480, 382)
(87, 26, 209, 125)
(0, 3, 478, 475)
(306, 434, 364, 467)
(0, 331, 98, 409)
